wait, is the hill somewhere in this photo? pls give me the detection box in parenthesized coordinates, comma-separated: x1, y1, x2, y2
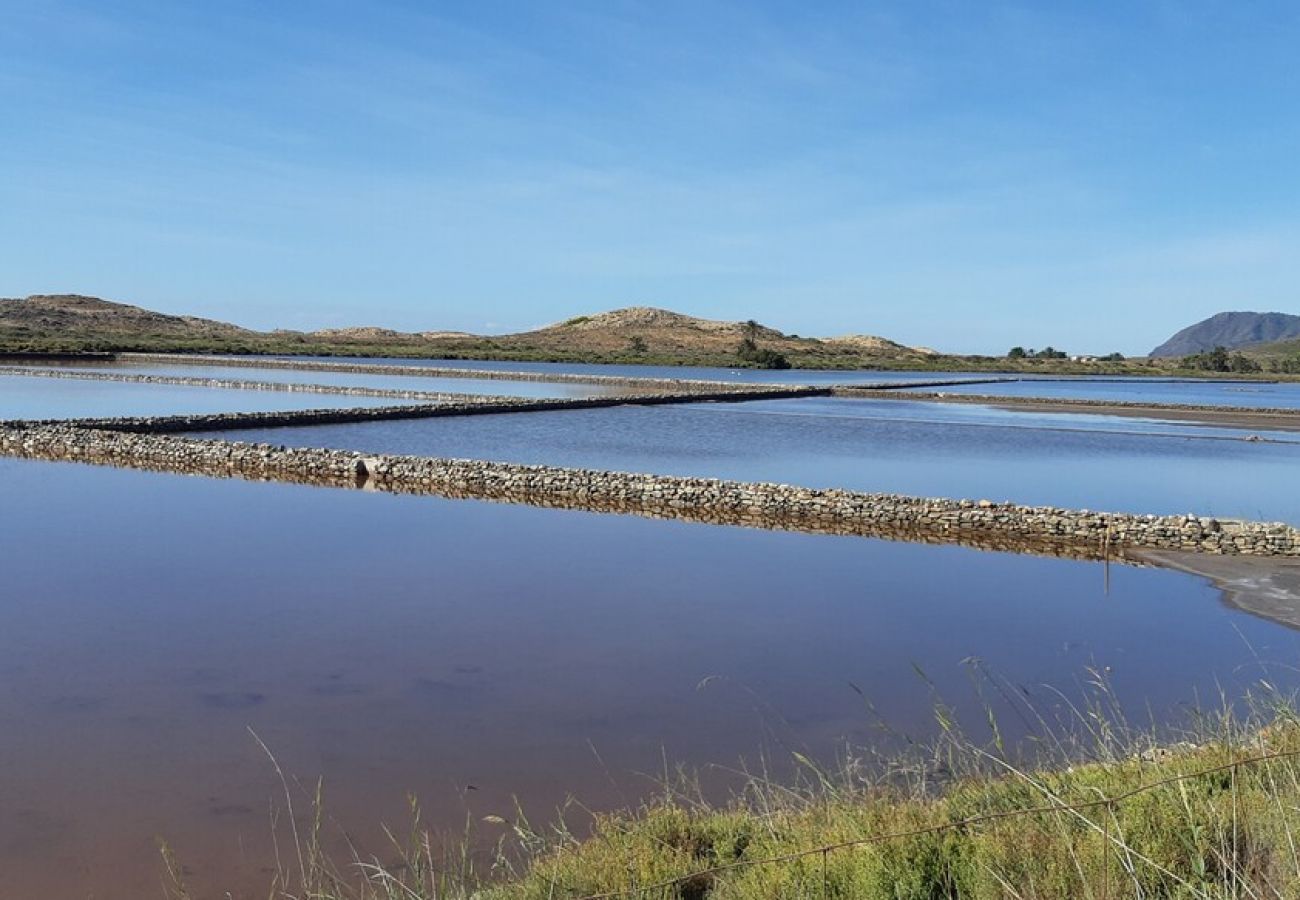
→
(0, 293, 254, 340)
(1150, 311, 1300, 357)
(16, 293, 1291, 376)
(496, 307, 934, 363)
(0, 294, 937, 368)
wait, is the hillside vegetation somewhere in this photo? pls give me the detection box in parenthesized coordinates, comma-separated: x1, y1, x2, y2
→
(6, 294, 1300, 376)
(0, 295, 932, 369)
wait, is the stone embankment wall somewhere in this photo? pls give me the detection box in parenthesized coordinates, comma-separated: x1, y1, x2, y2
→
(847, 377, 1018, 390)
(0, 352, 117, 363)
(4, 423, 1298, 559)
(9, 385, 826, 433)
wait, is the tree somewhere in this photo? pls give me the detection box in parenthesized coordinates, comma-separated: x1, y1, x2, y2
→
(1182, 346, 1231, 372)
(735, 319, 789, 368)
(1008, 346, 1027, 359)
(1229, 352, 1260, 373)
(737, 337, 790, 369)
(627, 336, 648, 354)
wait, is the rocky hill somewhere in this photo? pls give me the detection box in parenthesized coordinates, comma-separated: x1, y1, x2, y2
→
(1150, 311, 1300, 357)
(0, 294, 935, 367)
(0, 294, 253, 339)
(497, 307, 931, 359)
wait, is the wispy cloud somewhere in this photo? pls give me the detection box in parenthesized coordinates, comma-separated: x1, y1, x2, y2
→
(2, 1, 1298, 348)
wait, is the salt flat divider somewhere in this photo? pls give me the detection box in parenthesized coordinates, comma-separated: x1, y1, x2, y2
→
(3, 423, 1297, 560)
(4, 385, 831, 432)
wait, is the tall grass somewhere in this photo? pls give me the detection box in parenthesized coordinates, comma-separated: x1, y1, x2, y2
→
(165, 676, 1300, 899)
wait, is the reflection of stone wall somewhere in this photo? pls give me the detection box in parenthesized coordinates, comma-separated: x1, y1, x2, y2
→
(5, 423, 1298, 558)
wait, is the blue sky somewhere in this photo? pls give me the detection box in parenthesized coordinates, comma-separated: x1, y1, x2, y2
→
(2, 1, 1298, 354)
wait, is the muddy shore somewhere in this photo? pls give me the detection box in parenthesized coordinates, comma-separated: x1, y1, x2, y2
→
(836, 388, 1300, 433)
(1139, 550, 1300, 630)
(988, 400, 1300, 433)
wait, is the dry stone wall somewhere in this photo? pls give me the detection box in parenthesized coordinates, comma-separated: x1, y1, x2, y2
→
(3, 423, 1297, 559)
(6, 357, 1299, 560)
(4, 385, 827, 433)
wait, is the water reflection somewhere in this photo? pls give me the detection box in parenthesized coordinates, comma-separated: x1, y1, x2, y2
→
(0, 375, 404, 420)
(204, 399, 1300, 524)
(0, 458, 1296, 897)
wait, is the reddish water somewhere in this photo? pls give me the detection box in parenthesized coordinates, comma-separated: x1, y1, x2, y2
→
(3, 457, 1299, 898)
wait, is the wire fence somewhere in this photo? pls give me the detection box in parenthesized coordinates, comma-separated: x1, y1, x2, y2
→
(569, 745, 1300, 900)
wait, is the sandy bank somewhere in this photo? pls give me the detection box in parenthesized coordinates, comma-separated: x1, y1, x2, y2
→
(988, 400, 1300, 433)
(835, 387, 1300, 433)
(1140, 550, 1300, 629)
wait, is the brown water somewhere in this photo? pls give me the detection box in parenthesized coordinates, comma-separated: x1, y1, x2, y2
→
(2, 457, 1299, 898)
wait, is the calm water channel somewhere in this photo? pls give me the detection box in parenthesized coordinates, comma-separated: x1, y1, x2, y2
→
(933, 377, 1300, 409)
(0, 375, 407, 421)
(209, 398, 1300, 524)
(4, 365, 1300, 898)
(22, 361, 636, 399)
(2, 458, 1298, 898)
(263, 355, 1300, 406)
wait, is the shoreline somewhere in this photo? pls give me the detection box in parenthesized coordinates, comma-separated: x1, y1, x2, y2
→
(1137, 550, 1300, 631)
(989, 399, 1300, 432)
(3, 347, 1298, 381)
(10, 354, 1299, 432)
(837, 388, 1300, 432)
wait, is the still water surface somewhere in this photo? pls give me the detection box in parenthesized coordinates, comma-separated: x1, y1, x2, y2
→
(23, 361, 636, 398)
(23, 356, 1300, 405)
(2, 458, 1297, 898)
(207, 398, 1300, 524)
(933, 377, 1300, 409)
(266, 355, 1300, 405)
(0, 375, 406, 420)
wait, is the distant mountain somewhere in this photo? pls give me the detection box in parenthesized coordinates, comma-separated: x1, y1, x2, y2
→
(1149, 311, 1300, 358)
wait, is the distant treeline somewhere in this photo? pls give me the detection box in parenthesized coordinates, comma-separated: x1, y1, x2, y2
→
(1181, 346, 1300, 374)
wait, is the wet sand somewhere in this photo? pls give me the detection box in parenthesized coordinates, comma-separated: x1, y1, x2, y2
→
(833, 386, 1300, 432)
(1140, 551, 1300, 629)
(987, 400, 1300, 433)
